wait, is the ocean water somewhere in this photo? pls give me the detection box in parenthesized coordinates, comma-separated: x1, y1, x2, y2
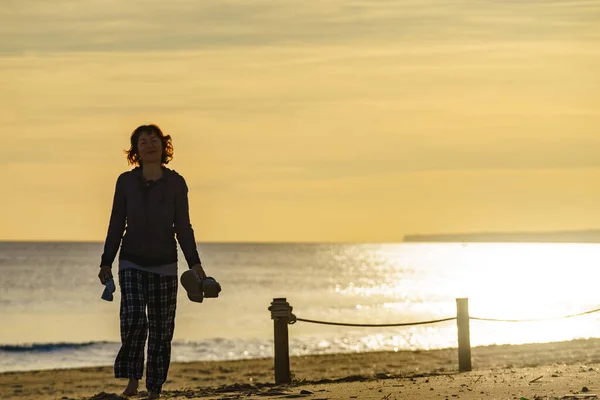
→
(1, 241, 600, 373)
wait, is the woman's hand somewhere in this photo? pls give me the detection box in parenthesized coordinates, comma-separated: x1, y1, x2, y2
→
(190, 264, 207, 280)
(98, 266, 113, 284)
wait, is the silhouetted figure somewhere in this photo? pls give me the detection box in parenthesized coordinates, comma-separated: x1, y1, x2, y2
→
(98, 124, 206, 399)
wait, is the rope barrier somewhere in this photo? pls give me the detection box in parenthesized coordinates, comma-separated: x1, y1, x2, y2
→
(295, 316, 456, 327)
(471, 307, 600, 323)
(292, 307, 600, 327)
(269, 298, 600, 383)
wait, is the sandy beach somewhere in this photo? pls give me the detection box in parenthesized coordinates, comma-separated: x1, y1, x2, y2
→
(3, 338, 600, 400)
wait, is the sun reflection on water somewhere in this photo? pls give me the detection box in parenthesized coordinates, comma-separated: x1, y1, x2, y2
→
(325, 243, 600, 348)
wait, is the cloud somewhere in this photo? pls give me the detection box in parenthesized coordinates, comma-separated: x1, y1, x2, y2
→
(1, 0, 599, 176)
(2, 43, 599, 174)
(1, 0, 599, 54)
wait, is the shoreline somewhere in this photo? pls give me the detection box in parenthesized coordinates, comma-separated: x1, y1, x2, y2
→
(3, 338, 600, 399)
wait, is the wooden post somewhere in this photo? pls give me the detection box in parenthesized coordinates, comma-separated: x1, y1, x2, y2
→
(456, 298, 472, 372)
(269, 298, 292, 384)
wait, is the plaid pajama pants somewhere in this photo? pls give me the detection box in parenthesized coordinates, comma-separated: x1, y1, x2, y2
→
(114, 268, 178, 394)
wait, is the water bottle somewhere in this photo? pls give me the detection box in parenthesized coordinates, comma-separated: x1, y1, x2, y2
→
(102, 278, 116, 302)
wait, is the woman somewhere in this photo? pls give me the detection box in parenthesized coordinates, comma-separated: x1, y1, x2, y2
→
(98, 124, 206, 399)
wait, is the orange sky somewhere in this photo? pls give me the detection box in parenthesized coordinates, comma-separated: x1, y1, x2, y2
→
(1, 1, 600, 242)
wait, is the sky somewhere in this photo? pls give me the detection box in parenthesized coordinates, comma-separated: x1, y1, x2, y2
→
(1, 0, 600, 242)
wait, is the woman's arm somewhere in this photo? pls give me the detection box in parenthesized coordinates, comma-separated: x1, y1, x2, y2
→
(174, 176, 202, 269)
(100, 174, 127, 268)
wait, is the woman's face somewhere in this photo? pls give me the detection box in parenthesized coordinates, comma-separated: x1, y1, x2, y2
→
(137, 132, 162, 164)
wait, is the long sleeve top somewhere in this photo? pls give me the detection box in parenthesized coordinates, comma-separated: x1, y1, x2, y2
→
(100, 166, 201, 269)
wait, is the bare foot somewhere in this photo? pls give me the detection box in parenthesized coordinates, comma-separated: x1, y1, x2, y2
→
(122, 379, 139, 396)
(148, 391, 160, 399)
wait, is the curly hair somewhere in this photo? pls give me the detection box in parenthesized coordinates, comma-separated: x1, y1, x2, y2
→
(124, 124, 174, 166)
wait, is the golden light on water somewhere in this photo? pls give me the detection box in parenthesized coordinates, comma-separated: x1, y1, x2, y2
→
(327, 243, 600, 348)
